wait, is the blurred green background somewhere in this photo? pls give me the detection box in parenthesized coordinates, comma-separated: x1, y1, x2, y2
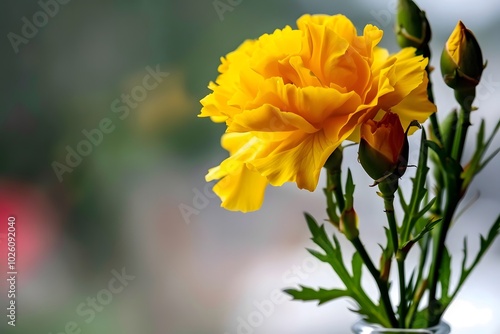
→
(1, 1, 500, 333)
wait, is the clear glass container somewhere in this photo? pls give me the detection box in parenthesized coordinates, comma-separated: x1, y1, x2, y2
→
(351, 320, 451, 334)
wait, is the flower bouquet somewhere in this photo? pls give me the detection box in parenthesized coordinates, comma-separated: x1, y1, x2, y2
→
(199, 0, 500, 331)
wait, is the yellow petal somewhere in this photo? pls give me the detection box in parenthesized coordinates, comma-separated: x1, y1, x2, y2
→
(228, 103, 318, 134)
(211, 163, 268, 212)
(390, 77, 436, 133)
(251, 130, 340, 191)
(377, 48, 429, 109)
(298, 16, 351, 85)
(446, 21, 465, 65)
(243, 76, 362, 127)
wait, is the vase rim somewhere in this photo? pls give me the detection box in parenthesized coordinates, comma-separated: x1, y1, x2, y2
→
(351, 319, 451, 334)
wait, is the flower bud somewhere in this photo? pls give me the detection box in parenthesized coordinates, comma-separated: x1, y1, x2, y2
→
(441, 21, 484, 91)
(340, 207, 359, 241)
(358, 112, 409, 183)
(395, 0, 431, 49)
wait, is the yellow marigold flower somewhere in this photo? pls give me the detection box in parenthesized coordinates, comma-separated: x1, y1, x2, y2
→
(200, 14, 436, 212)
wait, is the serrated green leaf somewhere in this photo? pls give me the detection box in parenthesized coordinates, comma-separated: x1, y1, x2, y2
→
(303, 213, 351, 282)
(414, 198, 436, 221)
(352, 252, 363, 287)
(401, 218, 441, 254)
(305, 213, 334, 254)
(448, 215, 500, 309)
(439, 248, 452, 304)
(301, 213, 391, 327)
(306, 248, 326, 262)
(284, 285, 350, 305)
(462, 119, 500, 189)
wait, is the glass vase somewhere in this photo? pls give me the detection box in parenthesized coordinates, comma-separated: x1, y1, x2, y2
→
(351, 320, 451, 334)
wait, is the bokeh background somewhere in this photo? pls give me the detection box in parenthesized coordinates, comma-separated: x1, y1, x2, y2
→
(1, 0, 500, 333)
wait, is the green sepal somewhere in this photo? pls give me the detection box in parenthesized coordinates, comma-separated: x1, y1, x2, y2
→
(359, 138, 396, 181)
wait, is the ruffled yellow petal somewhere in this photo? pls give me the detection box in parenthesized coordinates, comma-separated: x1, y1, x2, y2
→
(210, 163, 268, 213)
(390, 78, 436, 134)
(297, 15, 351, 86)
(228, 104, 318, 134)
(245, 77, 362, 126)
(251, 130, 340, 191)
(377, 48, 428, 107)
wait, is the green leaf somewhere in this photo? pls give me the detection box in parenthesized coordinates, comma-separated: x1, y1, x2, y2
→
(414, 198, 436, 221)
(439, 248, 452, 304)
(462, 118, 500, 189)
(305, 213, 335, 254)
(345, 169, 355, 199)
(426, 140, 462, 177)
(301, 213, 390, 326)
(352, 252, 363, 287)
(479, 147, 500, 172)
(448, 215, 500, 308)
(398, 187, 409, 212)
(425, 140, 445, 161)
(284, 285, 350, 305)
(401, 129, 431, 243)
(406, 269, 417, 299)
(401, 218, 441, 254)
(304, 213, 350, 282)
(307, 248, 326, 262)
(381, 227, 394, 258)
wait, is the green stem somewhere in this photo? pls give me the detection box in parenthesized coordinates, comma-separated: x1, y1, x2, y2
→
(428, 89, 474, 325)
(351, 237, 398, 328)
(324, 148, 397, 327)
(382, 192, 407, 328)
(451, 89, 474, 163)
(329, 167, 345, 213)
(427, 185, 460, 325)
(405, 235, 430, 327)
